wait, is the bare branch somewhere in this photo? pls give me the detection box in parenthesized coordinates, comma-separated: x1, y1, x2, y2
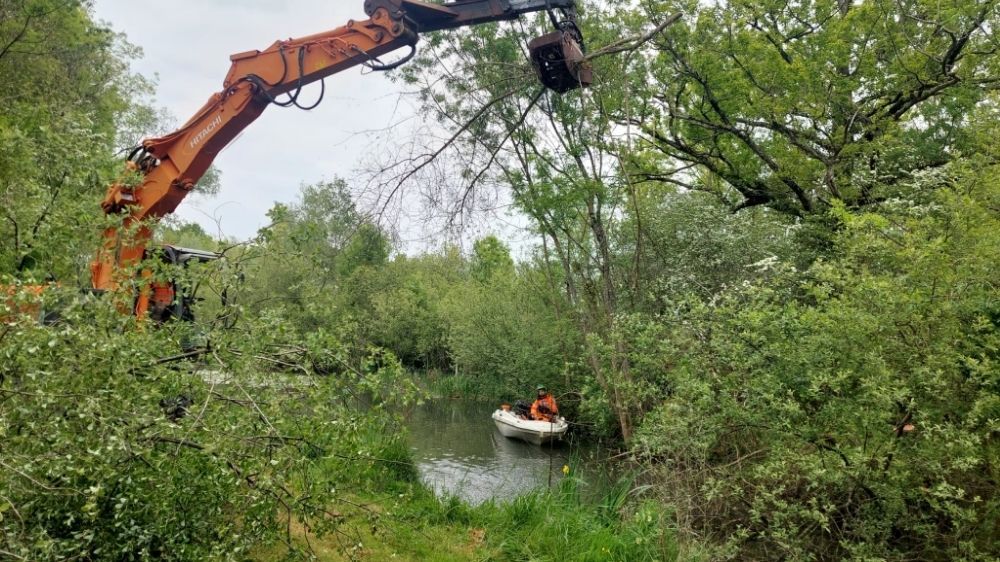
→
(372, 84, 532, 220)
(584, 13, 683, 61)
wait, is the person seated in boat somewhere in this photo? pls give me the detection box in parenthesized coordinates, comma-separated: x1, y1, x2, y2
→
(530, 385, 559, 422)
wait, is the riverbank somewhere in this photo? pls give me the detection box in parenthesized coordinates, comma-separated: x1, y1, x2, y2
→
(253, 398, 675, 561)
(255, 476, 677, 561)
(419, 372, 514, 402)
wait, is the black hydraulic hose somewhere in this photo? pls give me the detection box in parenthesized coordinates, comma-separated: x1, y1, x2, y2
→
(278, 47, 309, 106)
(246, 45, 310, 108)
(243, 37, 419, 111)
(289, 46, 326, 110)
(361, 44, 417, 72)
(258, 44, 290, 88)
(293, 77, 325, 111)
(126, 145, 145, 162)
(268, 45, 301, 107)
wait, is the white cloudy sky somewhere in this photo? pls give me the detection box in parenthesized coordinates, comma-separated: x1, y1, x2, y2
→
(92, 0, 532, 253)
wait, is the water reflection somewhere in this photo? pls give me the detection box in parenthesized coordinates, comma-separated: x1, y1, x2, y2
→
(406, 400, 589, 505)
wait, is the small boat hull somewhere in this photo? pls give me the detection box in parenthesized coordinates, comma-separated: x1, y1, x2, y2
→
(492, 410, 568, 446)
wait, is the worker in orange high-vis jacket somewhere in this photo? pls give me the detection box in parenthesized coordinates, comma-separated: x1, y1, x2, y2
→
(531, 385, 559, 422)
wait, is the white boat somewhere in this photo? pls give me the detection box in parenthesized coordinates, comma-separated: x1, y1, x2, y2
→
(491, 409, 568, 446)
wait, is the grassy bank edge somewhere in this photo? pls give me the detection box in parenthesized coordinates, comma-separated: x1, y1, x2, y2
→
(255, 460, 679, 561)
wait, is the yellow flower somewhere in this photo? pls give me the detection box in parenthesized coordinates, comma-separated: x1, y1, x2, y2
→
(562, 465, 571, 475)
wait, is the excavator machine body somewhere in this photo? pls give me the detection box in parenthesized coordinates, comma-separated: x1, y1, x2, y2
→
(143, 245, 221, 323)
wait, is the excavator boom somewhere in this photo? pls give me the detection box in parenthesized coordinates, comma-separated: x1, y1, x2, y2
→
(380, 0, 577, 32)
(92, 0, 589, 318)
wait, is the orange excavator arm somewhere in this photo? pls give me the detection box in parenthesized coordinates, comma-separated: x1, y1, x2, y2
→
(91, 0, 588, 318)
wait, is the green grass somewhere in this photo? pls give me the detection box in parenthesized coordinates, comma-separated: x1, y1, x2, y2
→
(419, 372, 515, 401)
(471, 476, 677, 562)
(256, 472, 677, 561)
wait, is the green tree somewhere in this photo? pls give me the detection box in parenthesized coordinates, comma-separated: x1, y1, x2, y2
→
(337, 222, 390, 278)
(470, 235, 515, 283)
(343, 250, 461, 370)
(245, 179, 379, 334)
(623, 0, 1000, 215)
(615, 190, 803, 310)
(443, 266, 576, 400)
(0, 0, 154, 281)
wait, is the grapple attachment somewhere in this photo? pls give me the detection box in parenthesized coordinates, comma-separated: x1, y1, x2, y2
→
(529, 30, 592, 93)
(371, 1, 592, 93)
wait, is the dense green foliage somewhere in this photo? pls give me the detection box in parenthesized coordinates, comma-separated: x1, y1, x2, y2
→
(631, 165, 999, 560)
(2, 0, 998, 560)
(626, 0, 999, 215)
(0, 0, 147, 280)
(0, 3, 418, 560)
(240, 183, 575, 394)
(1, 293, 418, 559)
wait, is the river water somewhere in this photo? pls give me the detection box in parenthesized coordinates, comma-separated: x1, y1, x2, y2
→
(404, 400, 612, 505)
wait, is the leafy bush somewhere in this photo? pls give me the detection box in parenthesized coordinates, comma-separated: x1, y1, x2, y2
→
(634, 164, 1000, 560)
(0, 284, 419, 561)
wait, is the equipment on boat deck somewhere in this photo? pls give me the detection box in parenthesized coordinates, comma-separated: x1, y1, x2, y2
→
(513, 400, 533, 419)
